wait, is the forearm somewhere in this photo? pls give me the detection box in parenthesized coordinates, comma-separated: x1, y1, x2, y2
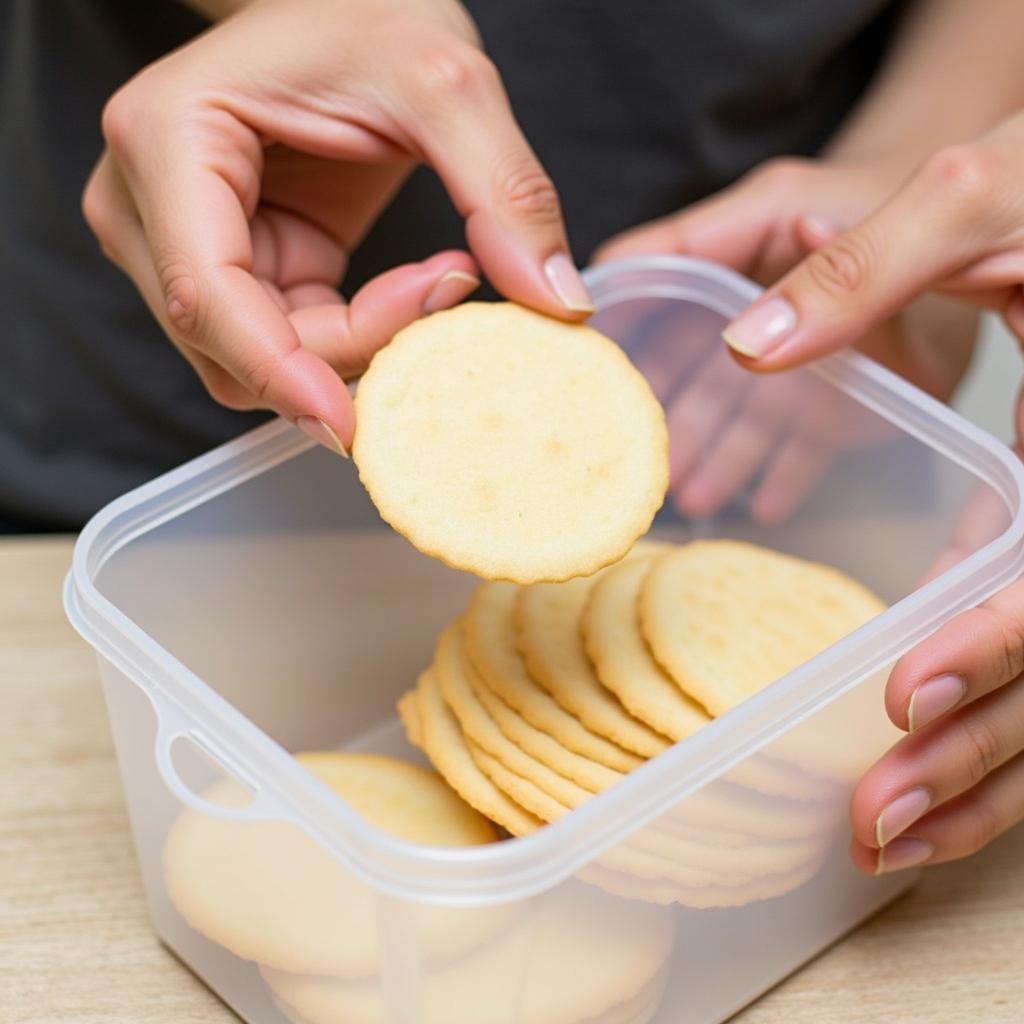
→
(827, 0, 1024, 165)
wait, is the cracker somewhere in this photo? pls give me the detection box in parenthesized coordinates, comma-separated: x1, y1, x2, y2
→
(582, 556, 711, 741)
(725, 752, 839, 803)
(434, 621, 594, 809)
(516, 573, 671, 757)
(264, 883, 674, 1024)
(397, 689, 424, 749)
(470, 744, 574, 825)
(468, 737, 805, 890)
(641, 540, 886, 715)
(162, 751, 497, 976)
(468, 657, 624, 794)
(415, 669, 543, 837)
(352, 302, 669, 583)
(581, 852, 824, 910)
(465, 581, 642, 772)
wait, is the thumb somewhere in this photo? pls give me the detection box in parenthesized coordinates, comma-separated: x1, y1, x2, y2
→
(722, 147, 999, 371)
(400, 43, 591, 319)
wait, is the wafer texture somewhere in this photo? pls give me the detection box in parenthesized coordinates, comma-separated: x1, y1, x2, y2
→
(465, 581, 642, 772)
(162, 752, 497, 976)
(352, 302, 668, 583)
(435, 622, 593, 809)
(414, 670, 543, 837)
(581, 555, 711, 742)
(516, 573, 671, 757)
(641, 540, 886, 715)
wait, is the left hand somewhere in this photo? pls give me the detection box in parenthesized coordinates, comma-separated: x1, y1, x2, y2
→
(849, 582, 1024, 873)
(717, 113, 1024, 870)
(592, 155, 978, 520)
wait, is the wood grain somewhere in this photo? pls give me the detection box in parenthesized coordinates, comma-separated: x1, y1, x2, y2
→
(0, 536, 1021, 1023)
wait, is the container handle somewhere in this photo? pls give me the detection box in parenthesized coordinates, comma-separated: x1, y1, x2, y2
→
(154, 710, 282, 823)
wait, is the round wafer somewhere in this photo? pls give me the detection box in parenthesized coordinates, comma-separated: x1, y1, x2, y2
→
(352, 302, 668, 583)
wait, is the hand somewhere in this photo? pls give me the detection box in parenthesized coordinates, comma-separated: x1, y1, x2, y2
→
(714, 114, 1024, 869)
(592, 156, 977, 519)
(83, 0, 591, 454)
(848, 580, 1024, 874)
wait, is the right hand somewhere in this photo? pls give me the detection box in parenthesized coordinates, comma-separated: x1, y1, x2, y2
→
(82, 0, 591, 454)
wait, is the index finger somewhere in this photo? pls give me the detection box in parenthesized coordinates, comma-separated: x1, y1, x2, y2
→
(722, 145, 1022, 371)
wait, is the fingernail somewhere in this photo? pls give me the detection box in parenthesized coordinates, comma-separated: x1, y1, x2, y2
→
(875, 787, 932, 847)
(423, 270, 480, 315)
(295, 416, 349, 458)
(908, 673, 965, 732)
(875, 836, 933, 875)
(722, 297, 797, 358)
(544, 252, 594, 313)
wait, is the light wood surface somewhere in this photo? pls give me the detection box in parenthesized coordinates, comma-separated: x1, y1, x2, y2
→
(1, 536, 1021, 1023)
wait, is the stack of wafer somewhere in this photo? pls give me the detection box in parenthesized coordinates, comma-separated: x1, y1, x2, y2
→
(399, 539, 887, 906)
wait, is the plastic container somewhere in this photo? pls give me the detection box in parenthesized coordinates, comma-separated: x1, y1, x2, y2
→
(65, 255, 1024, 1024)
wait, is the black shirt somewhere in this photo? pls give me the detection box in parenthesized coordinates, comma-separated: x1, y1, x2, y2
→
(0, 0, 902, 529)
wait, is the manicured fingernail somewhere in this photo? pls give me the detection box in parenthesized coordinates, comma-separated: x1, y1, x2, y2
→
(544, 252, 594, 313)
(875, 787, 932, 847)
(875, 836, 933, 875)
(908, 673, 965, 732)
(423, 270, 480, 315)
(722, 297, 797, 358)
(295, 416, 349, 458)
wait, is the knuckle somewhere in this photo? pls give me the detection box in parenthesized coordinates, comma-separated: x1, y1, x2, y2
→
(920, 145, 995, 212)
(409, 41, 497, 101)
(962, 797, 1003, 855)
(238, 355, 277, 403)
(803, 231, 877, 298)
(494, 151, 561, 224)
(155, 252, 203, 340)
(80, 180, 118, 260)
(100, 87, 140, 158)
(958, 715, 1003, 786)
(751, 156, 812, 191)
(979, 605, 1024, 683)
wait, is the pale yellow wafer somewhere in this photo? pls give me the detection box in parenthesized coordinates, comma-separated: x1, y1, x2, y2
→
(470, 744, 574, 825)
(580, 558, 832, 801)
(397, 689, 424, 749)
(469, 740, 810, 889)
(264, 883, 674, 1024)
(415, 670, 542, 837)
(583, 555, 711, 740)
(468, 660, 624, 793)
(162, 752, 497, 977)
(274, 974, 667, 1024)
(435, 622, 594, 809)
(465, 581, 642, 771)
(581, 852, 824, 909)
(516, 574, 671, 757)
(352, 302, 668, 583)
(641, 540, 886, 716)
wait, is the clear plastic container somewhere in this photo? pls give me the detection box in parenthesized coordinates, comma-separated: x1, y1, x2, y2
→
(65, 255, 1024, 1024)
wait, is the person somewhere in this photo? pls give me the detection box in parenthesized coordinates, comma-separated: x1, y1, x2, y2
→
(6, 0, 1024, 869)
(6, 0, 1019, 528)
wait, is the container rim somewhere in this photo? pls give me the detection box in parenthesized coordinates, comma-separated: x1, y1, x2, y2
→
(65, 255, 1024, 905)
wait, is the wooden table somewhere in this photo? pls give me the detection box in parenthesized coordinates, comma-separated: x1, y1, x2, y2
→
(1, 536, 1021, 1024)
